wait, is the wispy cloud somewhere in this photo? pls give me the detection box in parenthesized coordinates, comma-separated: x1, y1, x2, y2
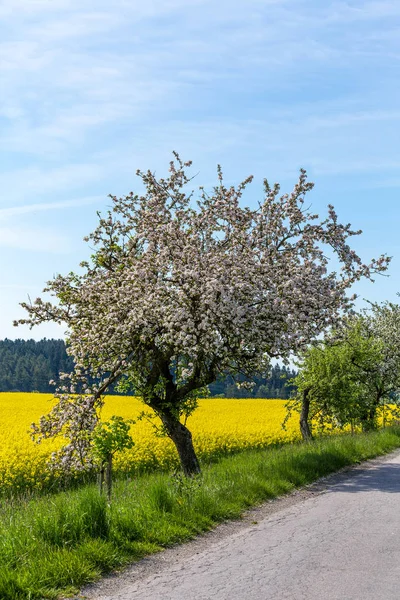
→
(0, 226, 70, 252)
(0, 196, 102, 220)
(329, 1, 400, 21)
(0, 195, 103, 253)
(0, 163, 106, 203)
(0, 283, 42, 290)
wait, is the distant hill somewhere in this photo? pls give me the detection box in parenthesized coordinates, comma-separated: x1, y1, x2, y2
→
(0, 339, 296, 398)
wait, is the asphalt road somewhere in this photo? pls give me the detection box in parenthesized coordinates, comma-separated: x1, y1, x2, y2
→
(82, 451, 400, 600)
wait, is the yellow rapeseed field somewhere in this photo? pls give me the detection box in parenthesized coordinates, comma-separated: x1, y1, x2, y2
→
(0, 393, 300, 494)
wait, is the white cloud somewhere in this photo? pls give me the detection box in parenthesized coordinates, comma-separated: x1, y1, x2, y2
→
(0, 226, 71, 252)
(27, 12, 121, 41)
(0, 284, 41, 289)
(0, 163, 105, 203)
(0, 0, 72, 17)
(330, 1, 400, 21)
(0, 196, 102, 220)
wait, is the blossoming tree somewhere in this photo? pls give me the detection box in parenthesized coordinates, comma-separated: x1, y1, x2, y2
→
(15, 154, 389, 475)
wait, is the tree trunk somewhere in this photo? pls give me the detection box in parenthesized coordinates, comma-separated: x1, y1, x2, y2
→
(159, 411, 201, 476)
(98, 465, 105, 495)
(360, 414, 377, 432)
(360, 395, 381, 432)
(105, 453, 113, 500)
(300, 388, 313, 441)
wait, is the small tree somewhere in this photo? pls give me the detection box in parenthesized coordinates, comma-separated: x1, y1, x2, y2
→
(286, 336, 378, 439)
(15, 154, 389, 475)
(287, 306, 400, 439)
(91, 416, 135, 500)
(346, 302, 400, 428)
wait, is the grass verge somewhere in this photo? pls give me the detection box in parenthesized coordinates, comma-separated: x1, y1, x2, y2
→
(1, 427, 400, 599)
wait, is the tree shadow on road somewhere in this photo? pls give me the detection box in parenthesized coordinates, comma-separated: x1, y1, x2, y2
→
(327, 463, 400, 494)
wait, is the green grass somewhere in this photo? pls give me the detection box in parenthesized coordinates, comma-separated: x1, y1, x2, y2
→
(1, 427, 400, 599)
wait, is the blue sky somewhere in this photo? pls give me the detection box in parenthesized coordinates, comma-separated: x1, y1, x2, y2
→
(1, 0, 400, 340)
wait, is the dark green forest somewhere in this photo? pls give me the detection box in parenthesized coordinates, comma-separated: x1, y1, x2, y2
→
(0, 339, 73, 393)
(0, 339, 296, 398)
(208, 365, 296, 398)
